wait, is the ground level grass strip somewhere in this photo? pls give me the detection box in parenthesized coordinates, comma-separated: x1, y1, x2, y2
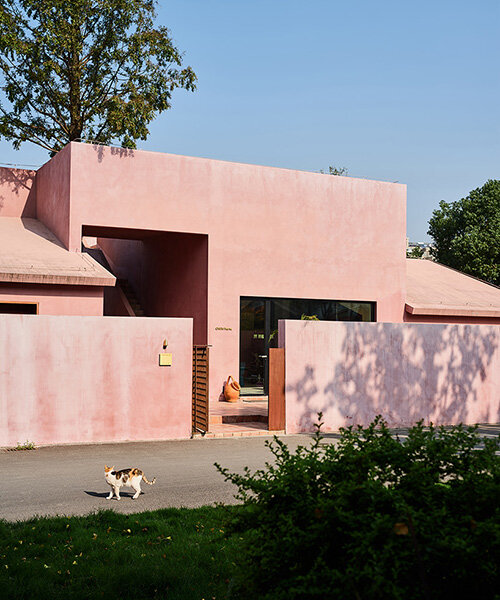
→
(0, 506, 239, 600)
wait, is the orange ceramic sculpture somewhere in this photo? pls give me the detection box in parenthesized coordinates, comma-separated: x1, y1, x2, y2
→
(224, 375, 241, 402)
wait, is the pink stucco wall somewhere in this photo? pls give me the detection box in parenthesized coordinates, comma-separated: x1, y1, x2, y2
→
(142, 232, 208, 344)
(34, 142, 407, 400)
(0, 167, 36, 217)
(35, 144, 71, 249)
(0, 315, 193, 447)
(98, 233, 208, 344)
(281, 320, 500, 432)
(0, 284, 103, 315)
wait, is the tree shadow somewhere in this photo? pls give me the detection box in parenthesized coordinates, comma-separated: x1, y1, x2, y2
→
(287, 323, 499, 431)
(91, 143, 136, 163)
(0, 167, 36, 215)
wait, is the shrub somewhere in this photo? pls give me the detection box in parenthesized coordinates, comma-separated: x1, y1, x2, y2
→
(216, 417, 500, 600)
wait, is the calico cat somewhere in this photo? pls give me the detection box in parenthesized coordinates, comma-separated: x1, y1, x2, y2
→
(104, 465, 156, 500)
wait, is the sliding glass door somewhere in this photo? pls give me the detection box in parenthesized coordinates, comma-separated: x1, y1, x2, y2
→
(239, 296, 375, 396)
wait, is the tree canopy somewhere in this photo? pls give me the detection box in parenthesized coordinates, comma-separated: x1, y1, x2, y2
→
(428, 180, 500, 285)
(0, 0, 197, 154)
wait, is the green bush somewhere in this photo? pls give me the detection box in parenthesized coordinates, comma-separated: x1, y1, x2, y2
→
(216, 417, 500, 600)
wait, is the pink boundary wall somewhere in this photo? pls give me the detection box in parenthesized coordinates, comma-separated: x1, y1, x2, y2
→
(280, 320, 500, 433)
(0, 315, 193, 447)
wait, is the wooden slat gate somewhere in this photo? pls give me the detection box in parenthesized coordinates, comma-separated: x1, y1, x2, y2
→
(192, 345, 210, 434)
(268, 348, 286, 431)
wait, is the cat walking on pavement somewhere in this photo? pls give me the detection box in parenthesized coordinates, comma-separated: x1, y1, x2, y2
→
(104, 465, 156, 500)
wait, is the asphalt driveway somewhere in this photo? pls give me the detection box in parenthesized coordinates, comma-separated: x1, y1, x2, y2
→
(2, 424, 498, 522)
(0, 434, 318, 522)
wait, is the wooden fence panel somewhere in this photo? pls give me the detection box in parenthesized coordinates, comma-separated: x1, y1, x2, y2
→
(269, 348, 285, 431)
(192, 345, 210, 434)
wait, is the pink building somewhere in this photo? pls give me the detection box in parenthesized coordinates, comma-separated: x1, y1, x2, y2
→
(0, 142, 498, 444)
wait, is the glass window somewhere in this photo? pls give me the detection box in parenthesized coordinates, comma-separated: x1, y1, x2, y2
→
(240, 296, 375, 396)
(0, 302, 37, 314)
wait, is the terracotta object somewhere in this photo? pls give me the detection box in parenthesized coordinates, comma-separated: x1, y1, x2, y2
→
(223, 375, 241, 402)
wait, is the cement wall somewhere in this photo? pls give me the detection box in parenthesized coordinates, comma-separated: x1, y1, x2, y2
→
(0, 167, 36, 218)
(98, 233, 208, 345)
(0, 283, 104, 315)
(280, 320, 500, 432)
(44, 142, 406, 401)
(35, 144, 72, 249)
(0, 315, 193, 447)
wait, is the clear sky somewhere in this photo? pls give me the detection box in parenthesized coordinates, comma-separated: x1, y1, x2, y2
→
(0, 0, 498, 241)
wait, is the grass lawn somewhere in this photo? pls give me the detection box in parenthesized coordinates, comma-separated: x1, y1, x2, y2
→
(0, 506, 240, 600)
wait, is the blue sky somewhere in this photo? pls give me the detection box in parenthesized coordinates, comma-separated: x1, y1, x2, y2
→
(1, 0, 498, 241)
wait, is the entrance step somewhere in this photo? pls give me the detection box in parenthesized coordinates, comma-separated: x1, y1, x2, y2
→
(194, 421, 284, 438)
(209, 414, 268, 425)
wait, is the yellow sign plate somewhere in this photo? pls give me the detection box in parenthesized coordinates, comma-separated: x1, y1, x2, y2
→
(159, 353, 172, 366)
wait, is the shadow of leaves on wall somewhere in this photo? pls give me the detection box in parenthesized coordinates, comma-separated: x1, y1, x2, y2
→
(92, 143, 136, 163)
(0, 167, 36, 215)
(287, 323, 499, 431)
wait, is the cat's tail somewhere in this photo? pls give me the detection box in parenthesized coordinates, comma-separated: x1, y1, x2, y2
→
(142, 474, 156, 485)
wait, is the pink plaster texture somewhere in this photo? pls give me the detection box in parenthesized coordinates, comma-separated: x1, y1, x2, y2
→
(281, 320, 500, 433)
(34, 144, 72, 249)
(34, 142, 406, 399)
(0, 217, 114, 315)
(0, 315, 193, 447)
(97, 232, 208, 344)
(0, 167, 36, 217)
(0, 284, 104, 316)
(405, 259, 500, 322)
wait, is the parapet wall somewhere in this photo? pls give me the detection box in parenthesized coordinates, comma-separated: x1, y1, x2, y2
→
(281, 320, 500, 432)
(0, 315, 193, 447)
(0, 167, 36, 217)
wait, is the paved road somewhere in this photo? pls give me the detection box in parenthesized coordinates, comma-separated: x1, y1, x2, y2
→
(2, 425, 498, 522)
(0, 434, 320, 522)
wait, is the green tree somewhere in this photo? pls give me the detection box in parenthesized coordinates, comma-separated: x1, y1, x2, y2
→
(428, 180, 500, 285)
(0, 0, 196, 154)
(319, 165, 348, 176)
(407, 246, 424, 258)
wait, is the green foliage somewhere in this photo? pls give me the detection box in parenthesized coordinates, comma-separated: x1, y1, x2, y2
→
(0, 506, 238, 599)
(216, 417, 500, 600)
(14, 439, 36, 450)
(407, 246, 424, 258)
(428, 180, 500, 285)
(319, 165, 348, 176)
(0, 0, 197, 154)
(270, 314, 318, 343)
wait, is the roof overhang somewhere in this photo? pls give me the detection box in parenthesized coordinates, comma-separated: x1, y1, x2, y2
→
(405, 303, 500, 318)
(0, 218, 116, 287)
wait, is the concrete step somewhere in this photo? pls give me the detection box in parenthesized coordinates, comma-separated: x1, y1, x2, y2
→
(209, 414, 268, 424)
(193, 423, 284, 439)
